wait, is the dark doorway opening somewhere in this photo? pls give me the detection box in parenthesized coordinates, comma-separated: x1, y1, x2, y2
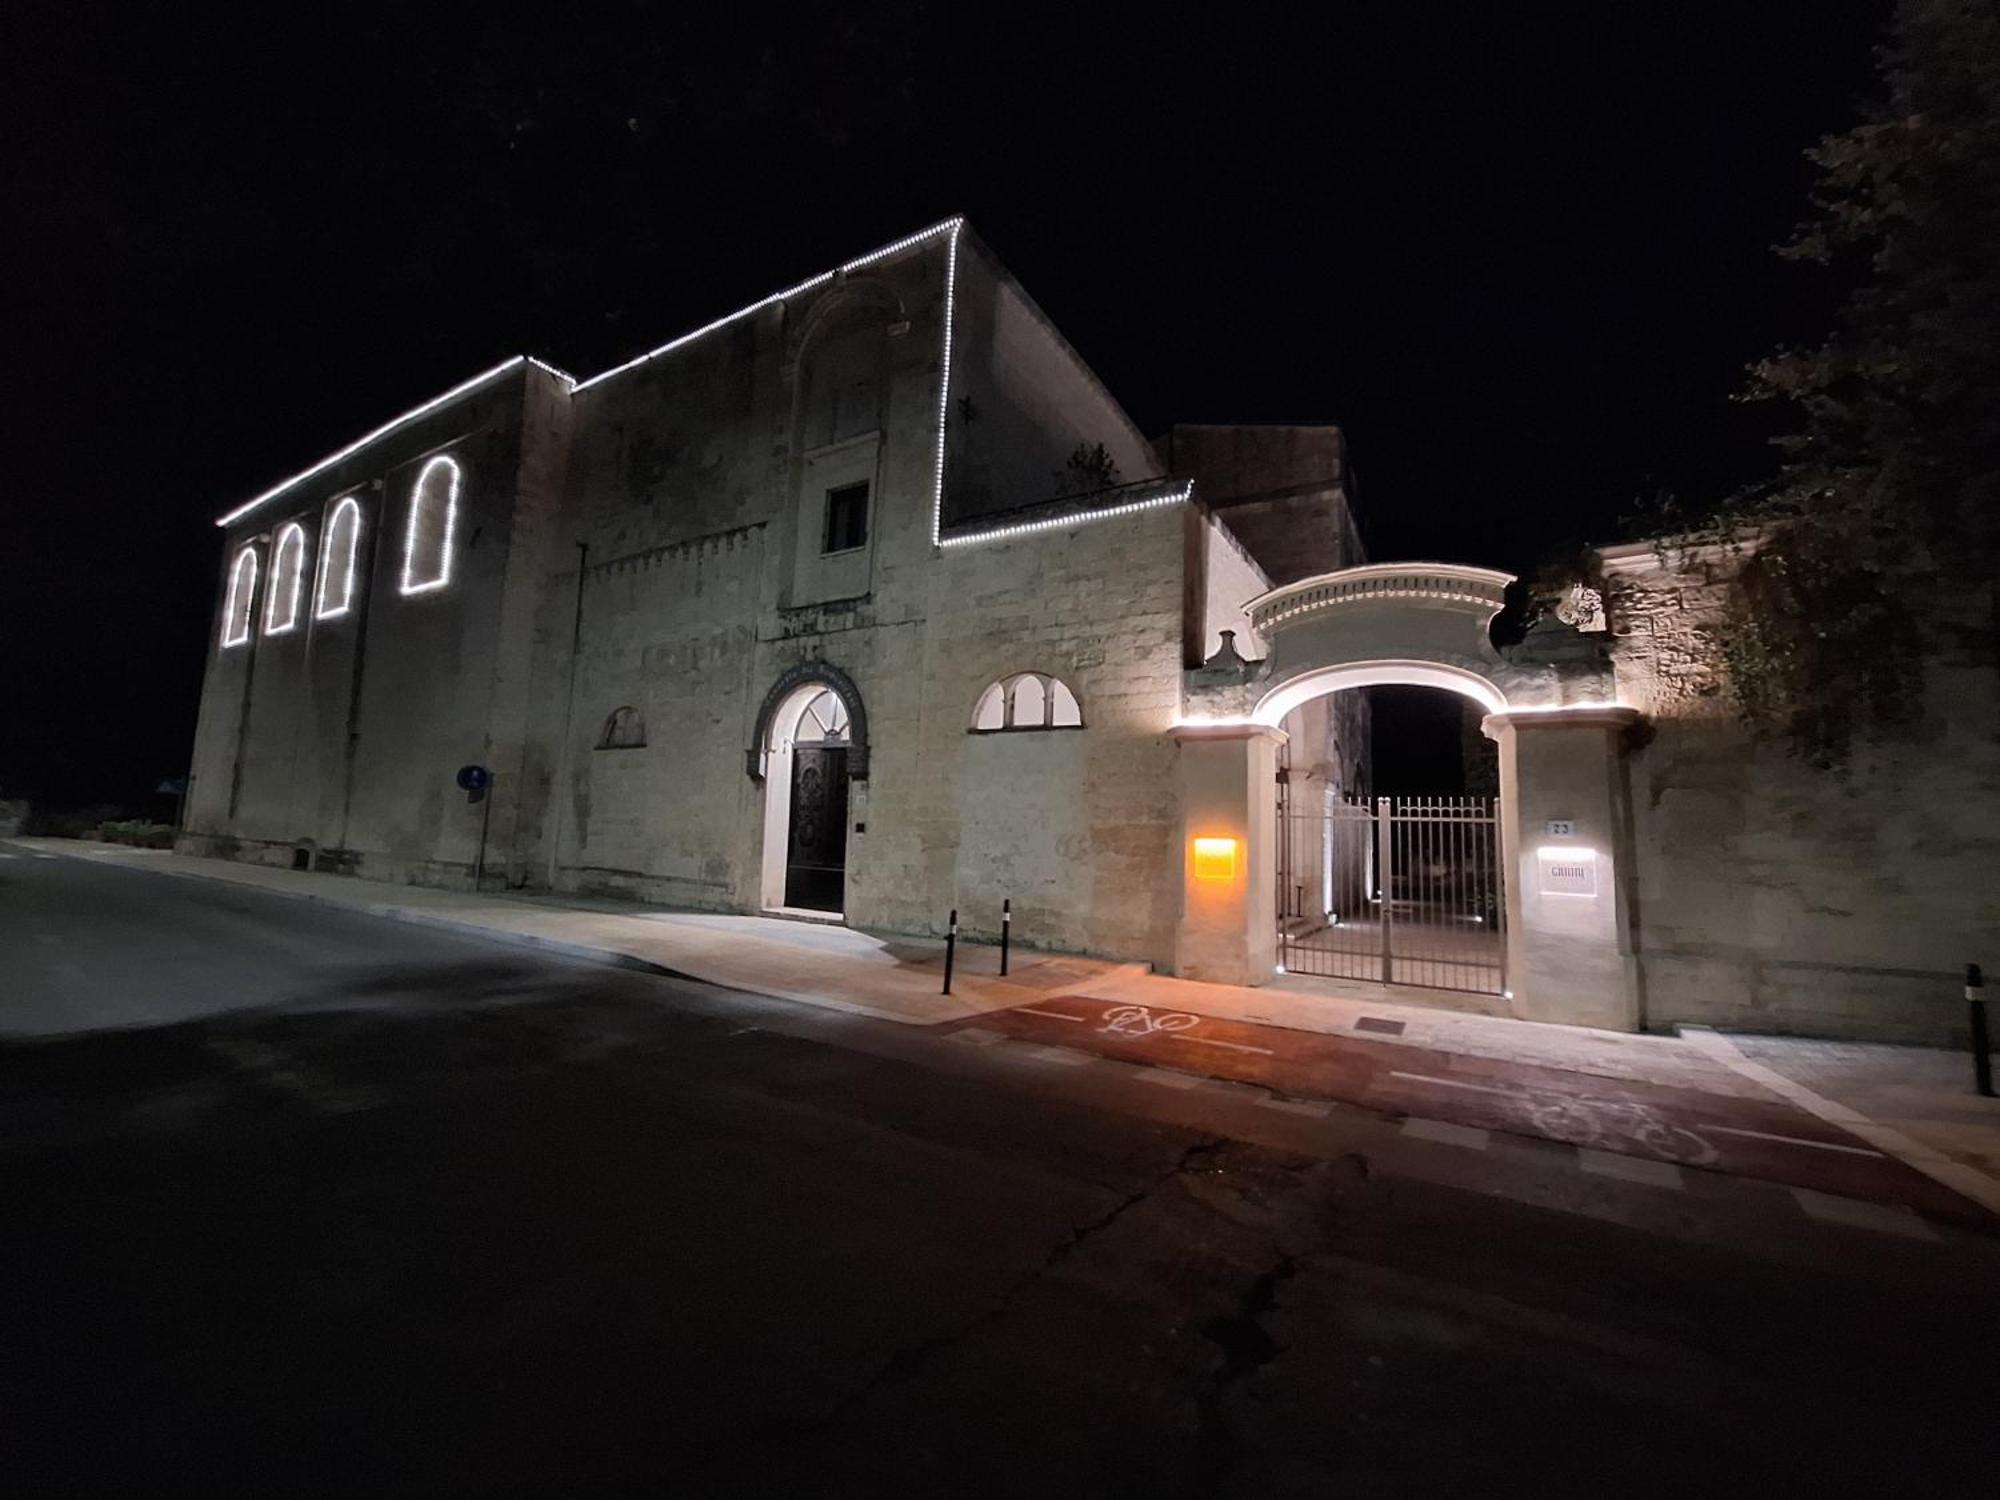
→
(1367, 685, 1497, 796)
(1277, 685, 1505, 997)
(783, 745, 849, 912)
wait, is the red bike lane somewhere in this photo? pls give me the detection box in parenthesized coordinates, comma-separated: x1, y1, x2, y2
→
(957, 993, 1991, 1227)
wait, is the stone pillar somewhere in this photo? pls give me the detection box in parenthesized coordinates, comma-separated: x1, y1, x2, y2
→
(1483, 707, 1643, 1030)
(1171, 724, 1284, 985)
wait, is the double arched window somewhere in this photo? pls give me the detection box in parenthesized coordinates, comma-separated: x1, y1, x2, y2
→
(264, 522, 309, 635)
(221, 546, 259, 648)
(971, 672, 1083, 732)
(314, 496, 363, 619)
(400, 455, 461, 595)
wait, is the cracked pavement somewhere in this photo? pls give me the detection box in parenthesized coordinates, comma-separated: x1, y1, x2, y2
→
(5, 850, 2000, 1495)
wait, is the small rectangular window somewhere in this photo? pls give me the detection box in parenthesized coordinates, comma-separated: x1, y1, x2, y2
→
(823, 482, 869, 555)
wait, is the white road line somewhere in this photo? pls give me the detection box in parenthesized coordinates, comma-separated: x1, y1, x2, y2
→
(1016, 1006, 1088, 1022)
(1680, 1025, 2000, 1216)
(1179, 1035, 1276, 1056)
(1256, 1094, 1333, 1118)
(1388, 1069, 1519, 1097)
(1401, 1118, 1491, 1150)
(1701, 1123, 1886, 1158)
(1139, 1069, 1205, 1090)
(947, 1027, 1003, 1047)
(1791, 1187, 1939, 1241)
(1019, 1044, 1092, 1066)
(1577, 1148, 1685, 1190)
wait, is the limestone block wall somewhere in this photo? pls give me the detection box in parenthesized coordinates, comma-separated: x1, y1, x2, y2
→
(916, 507, 1191, 964)
(516, 234, 959, 913)
(1201, 513, 1270, 664)
(943, 235, 1162, 525)
(1156, 424, 1361, 584)
(1606, 548, 2000, 1043)
(548, 529, 768, 903)
(183, 364, 564, 881)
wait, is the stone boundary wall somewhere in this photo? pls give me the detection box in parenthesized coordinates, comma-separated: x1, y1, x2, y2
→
(1604, 546, 1998, 1044)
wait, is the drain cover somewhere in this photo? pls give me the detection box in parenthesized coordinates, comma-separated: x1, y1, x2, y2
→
(1354, 1016, 1405, 1037)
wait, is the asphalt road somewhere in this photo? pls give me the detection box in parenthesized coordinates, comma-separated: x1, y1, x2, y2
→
(4, 845, 1998, 1496)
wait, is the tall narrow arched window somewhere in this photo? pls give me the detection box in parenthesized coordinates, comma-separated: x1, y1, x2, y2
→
(969, 672, 1085, 732)
(264, 522, 308, 635)
(314, 496, 363, 619)
(400, 455, 460, 595)
(221, 546, 259, 649)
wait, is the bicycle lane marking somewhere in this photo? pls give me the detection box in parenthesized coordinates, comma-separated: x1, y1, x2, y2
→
(954, 994, 1987, 1222)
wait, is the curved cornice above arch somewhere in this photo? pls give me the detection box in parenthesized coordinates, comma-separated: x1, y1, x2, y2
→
(747, 661, 871, 781)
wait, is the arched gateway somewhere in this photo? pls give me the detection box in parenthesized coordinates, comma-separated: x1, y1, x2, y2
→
(1173, 563, 1644, 1032)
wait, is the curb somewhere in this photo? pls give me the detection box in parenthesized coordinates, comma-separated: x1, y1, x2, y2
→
(1678, 1023, 2000, 1217)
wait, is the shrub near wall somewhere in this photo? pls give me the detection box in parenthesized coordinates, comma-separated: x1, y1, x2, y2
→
(93, 820, 178, 849)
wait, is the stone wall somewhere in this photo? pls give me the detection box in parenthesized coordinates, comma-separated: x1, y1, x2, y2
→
(923, 507, 1189, 962)
(944, 235, 1162, 525)
(183, 362, 570, 883)
(1604, 545, 2000, 1043)
(1201, 513, 1270, 665)
(179, 223, 1395, 986)
(1156, 424, 1360, 584)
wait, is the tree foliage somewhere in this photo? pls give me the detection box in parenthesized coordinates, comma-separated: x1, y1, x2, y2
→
(1053, 442, 1123, 498)
(1702, 0, 2000, 765)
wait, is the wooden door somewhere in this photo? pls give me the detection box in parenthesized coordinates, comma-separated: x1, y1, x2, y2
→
(784, 746, 849, 912)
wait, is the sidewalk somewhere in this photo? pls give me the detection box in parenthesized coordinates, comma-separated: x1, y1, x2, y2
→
(19, 836, 2000, 1215)
(11, 839, 1138, 1026)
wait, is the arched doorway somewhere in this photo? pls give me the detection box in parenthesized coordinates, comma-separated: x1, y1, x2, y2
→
(750, 666, 869, 916)
(1176, 561, 1643, 1030)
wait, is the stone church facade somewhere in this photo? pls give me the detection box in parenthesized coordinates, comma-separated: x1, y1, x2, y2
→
(185, 218, 1997, 1045)
(184, 220, 1368, 971)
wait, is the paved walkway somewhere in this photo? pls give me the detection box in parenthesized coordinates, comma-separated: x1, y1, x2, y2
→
(15, 836, 1999, 1216)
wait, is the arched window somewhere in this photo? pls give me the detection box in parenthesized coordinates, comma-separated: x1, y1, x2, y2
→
(264, 522, 308, 635)
(598, 705, 647, 750)
(314, 496, 363, 619)
(969, 672, 1084, 732)
(221, 546, 259, 648)
(790, 688, 851, 745)
(400, 455, 461, 595)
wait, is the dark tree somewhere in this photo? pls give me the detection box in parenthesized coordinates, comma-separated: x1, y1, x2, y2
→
(1706, 0, 2000, 764)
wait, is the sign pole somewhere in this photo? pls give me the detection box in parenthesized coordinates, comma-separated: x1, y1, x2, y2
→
(473, 775, 495, 892)
(1969, 964, 1991, 1098)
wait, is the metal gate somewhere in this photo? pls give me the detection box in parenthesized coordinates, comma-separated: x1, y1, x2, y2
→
(1277, 795, 1504, 995)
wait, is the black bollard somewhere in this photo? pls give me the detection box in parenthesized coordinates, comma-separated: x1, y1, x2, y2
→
(1000, 898, 1011, 977)
(942, 908, 958, 995)
(1969, 963, 1992, 1098)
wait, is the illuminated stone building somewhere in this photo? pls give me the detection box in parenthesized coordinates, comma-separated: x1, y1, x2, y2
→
(185, 220, 1369, 974)
(185, 219, 1997, 1043)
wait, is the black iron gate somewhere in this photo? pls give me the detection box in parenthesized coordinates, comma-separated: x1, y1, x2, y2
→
(1277, 795, 1504, 995)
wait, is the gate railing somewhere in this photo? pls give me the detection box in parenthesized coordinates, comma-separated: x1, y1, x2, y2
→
(1277, 794, 1505, 995)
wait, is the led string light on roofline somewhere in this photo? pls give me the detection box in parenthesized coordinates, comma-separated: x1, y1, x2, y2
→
(314, 496, 364, 619)
(263, 522, 309, 634)
(217, 357, 534, 528)
(216, 220, 964, 528)
(524, 355, 578, 384)
(936, 482, 1194, 549)
(400, 455, 461, 596)
(929, 219, 962, 546)
(573, 216, 964, 393)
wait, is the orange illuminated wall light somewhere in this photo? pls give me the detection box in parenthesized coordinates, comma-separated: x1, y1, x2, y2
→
(1192, 837, 1239, 881)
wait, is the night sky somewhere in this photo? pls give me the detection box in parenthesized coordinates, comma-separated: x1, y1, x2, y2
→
(7, 2, 1889, 807)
